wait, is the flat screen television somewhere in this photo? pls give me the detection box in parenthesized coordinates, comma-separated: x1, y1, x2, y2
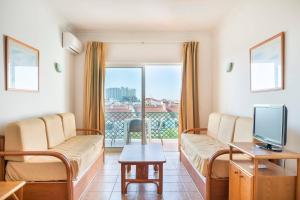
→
(253, 104, 287, 151)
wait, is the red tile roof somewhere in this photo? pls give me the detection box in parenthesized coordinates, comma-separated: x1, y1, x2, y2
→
(134, 105, 166, 112)
(166, 104, 179, 112)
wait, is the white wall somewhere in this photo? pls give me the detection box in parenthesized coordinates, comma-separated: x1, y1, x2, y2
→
(74, 31, 213, 128)
(213, 0, 300, 170)
(0, 0, 75, 134)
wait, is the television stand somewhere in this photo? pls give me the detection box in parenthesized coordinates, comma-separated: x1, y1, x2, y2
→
(229, 142, 300, 200)
(256, 143, 283, 152)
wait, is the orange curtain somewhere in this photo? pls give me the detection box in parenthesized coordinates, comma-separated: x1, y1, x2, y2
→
(83, 42, 106, 135)
(179, 41, 200, 147)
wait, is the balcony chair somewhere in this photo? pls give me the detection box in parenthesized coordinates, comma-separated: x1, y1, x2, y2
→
(153, 117, 165, 145)
(106, 121, 118, 146)
(125, 118, 151, 144)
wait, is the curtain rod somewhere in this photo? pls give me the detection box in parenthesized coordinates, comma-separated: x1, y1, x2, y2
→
(96, 41, 188, 44)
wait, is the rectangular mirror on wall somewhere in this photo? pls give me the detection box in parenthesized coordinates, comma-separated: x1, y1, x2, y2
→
(5, 36, 39, 92)
(250, 32, 285, 92)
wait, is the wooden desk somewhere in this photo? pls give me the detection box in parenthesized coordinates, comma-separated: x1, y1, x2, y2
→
(229, 142, 300, 200)
(118, 144, 166, 194)
(229, 142, 300, 159)
(0, 181, 25, 200)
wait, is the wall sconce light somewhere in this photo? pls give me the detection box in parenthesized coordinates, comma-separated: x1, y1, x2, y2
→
(226, 62, 234, 72)
(54, 62, 63, 73)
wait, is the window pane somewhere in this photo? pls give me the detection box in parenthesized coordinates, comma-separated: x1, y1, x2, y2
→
(105, 67, 142, 147)
(145, 64, 182, 142)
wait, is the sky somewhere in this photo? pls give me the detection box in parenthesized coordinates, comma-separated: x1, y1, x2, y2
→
(105, 64, 182, 101)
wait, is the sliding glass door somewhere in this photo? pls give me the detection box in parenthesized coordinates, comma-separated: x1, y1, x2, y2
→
(145, 64, 182, 149)
(105, 67, 143, 147)
(105, 64, 182, 148)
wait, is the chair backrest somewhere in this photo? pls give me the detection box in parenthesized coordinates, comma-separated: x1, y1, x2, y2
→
(41, 115, 65, 148)
(217, 114, 237, 143)
(207, 113, 222, 138)
(128, 119, 142, 132)
(233, 117, 253, 142)
(5, 118, 48, 161)
(58, 113, 76, 139)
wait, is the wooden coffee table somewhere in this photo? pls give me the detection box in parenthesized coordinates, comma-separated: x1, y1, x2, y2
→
(0, 181, 25, 200)
(119, 144, 166, 194)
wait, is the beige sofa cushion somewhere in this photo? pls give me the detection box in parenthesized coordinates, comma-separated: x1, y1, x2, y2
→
(233, 117, 253, 142)
(5, 118, 48, 162)
(5, 135, 104, 181)
(59, 113, 76, 139)
(41, 115, 65, 148)
(217, 115, 237, 143)
(181, 133, 227, 178)
(207, 113, 221, 138)
(181, 133, 248, 178)
(6, 156, 68, 181)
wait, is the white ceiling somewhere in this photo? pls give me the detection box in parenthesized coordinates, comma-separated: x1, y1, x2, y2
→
(47, 0, 242, 32)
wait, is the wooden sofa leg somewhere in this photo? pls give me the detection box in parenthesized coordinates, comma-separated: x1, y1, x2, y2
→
(179, 146, 182, 161)
(103, 150, 105, 164)
(179, 151, 181, 161)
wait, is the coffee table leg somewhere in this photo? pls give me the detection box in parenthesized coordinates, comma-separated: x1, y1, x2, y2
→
(14, 185, 23, 200)
(121, 163, 126, 194)
(127, 164, 131, 173)
(158, 163, 163, 194)
(154, 164, 159, 172)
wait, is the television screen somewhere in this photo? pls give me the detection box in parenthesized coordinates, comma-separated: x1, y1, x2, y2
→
(253, 105, 287, 147)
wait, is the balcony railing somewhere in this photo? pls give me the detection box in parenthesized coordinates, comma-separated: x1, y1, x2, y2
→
(105, 112, 179, 140)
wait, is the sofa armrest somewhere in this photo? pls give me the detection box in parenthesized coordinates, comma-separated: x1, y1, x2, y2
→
(183, 128, 207, 134)
(76, 128, 103, 135)
(0, 151, 73, 200)
(205, 149, 243, 200)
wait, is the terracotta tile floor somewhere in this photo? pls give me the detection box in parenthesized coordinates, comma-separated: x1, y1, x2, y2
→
(82, 150, 203, 200)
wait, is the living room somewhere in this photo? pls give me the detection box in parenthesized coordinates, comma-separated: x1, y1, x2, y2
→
(0, 0, 300, 200)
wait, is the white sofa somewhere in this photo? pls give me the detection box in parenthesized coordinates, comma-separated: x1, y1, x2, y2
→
(1, 113, 104, 200)
(180, 113, 253, 200)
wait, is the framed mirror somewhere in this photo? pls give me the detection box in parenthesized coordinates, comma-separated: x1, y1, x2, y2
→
(5, 36, 39, 91)
(250, 32, 285, 92)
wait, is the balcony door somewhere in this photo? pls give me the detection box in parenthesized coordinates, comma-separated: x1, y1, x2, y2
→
(105, 64, 182, 148)
(145, 64, 181, 150)
(105, 67, 144, 147)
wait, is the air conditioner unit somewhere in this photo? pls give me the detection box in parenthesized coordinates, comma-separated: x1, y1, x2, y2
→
(62, 32, 83, 54)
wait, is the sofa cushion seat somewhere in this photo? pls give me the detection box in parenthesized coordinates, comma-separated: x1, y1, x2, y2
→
(5, 135, 103, 181)
(181, 133, 248, 178)
(182, 133, 218, 145)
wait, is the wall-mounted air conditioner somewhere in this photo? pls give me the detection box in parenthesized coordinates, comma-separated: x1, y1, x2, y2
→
(62, 32, 83, 54)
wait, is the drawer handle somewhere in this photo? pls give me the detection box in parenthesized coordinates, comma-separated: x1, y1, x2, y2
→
(240, 175, 244, 178)
(234, 171, 239, 174)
